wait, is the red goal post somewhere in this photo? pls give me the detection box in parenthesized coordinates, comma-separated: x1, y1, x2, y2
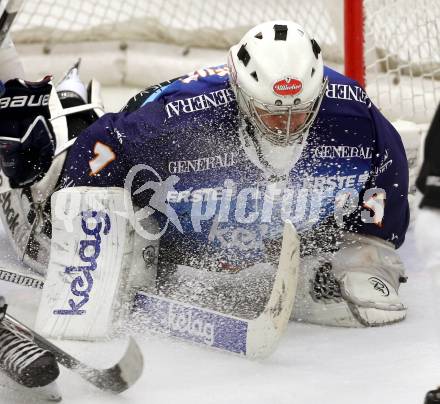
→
(344, 0, 365, 88)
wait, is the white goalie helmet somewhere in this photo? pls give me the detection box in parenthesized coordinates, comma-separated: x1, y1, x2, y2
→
(228, 20, 327, 146)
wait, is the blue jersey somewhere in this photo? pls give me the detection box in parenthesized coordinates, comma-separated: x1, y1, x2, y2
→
(61, 65, 409, 269)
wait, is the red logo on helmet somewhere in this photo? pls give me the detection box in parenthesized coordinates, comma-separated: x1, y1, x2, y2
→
(273, 77, 302, 96)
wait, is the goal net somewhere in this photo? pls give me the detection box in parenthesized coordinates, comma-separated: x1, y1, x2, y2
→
(10, 0, 440, 124)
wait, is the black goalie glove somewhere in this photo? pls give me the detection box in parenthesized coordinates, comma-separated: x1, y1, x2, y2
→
(0, 62, 105, 276)
(417, 101, 440, 209)
(0, 77, 56, 188)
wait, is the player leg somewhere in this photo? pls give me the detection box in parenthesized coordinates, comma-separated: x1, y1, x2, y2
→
(415, 101, 440, 403)
(35, 186, 155, 339)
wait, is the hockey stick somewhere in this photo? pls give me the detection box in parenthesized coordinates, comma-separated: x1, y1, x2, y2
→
(0, 0, 23, 48)
(0, 267, 44, 289)
(132, 220, 300, 359)
(4, 313, 143, 393)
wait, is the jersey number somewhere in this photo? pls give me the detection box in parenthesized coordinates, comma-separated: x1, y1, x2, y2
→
(89, 142, 116, 176)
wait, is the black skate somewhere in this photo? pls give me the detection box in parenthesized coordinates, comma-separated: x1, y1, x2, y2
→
(426, 388, 440, 404)
(0, 314, 59, 388)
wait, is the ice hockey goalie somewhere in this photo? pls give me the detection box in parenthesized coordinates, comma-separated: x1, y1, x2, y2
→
(0, 21, 409, 341)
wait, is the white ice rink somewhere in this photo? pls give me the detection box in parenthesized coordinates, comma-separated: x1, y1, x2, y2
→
(0, 211, 440, 404)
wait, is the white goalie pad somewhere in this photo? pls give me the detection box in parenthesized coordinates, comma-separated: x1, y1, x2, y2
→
(35, 186, 134, 340)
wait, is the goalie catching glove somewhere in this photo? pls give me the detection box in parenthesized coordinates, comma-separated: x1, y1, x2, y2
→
(292, 232, 407, 327)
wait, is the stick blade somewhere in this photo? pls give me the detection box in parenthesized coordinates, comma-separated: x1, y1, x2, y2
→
(114, 336, 144, 391)
(77, 337, 143, 393)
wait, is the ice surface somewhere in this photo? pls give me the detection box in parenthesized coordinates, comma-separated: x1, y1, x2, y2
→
(0, 216, 439, 404)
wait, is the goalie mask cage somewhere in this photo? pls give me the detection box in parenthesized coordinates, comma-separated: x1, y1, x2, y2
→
(10, 0, 440, 124)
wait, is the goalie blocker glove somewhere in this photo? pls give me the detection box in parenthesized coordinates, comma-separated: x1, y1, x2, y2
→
(0, 62, 102, 189)
(0, 77, 55, 188)
(0, 297, 60, 388)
